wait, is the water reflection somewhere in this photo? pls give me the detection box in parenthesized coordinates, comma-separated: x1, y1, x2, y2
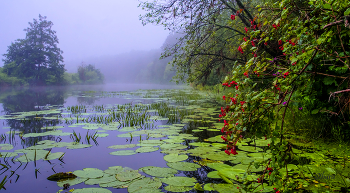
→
(0, 84, 227, 193)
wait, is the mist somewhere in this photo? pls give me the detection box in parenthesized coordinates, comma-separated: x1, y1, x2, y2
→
(0, 0, 179, 84)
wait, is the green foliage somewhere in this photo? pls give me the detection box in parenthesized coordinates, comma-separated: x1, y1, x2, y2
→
(77, 64, 104, 84)
(0, 67, 26, 86)
(2, 15, 65, 85)
(140, 0, 350, 191)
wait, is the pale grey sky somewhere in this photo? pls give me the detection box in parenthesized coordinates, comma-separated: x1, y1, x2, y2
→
(0, 0, 170, 67)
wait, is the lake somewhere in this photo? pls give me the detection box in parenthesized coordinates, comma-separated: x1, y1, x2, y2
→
(0, 83, 241, 193)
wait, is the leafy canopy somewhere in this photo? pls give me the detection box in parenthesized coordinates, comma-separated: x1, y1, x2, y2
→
(2, 14, 65, 85)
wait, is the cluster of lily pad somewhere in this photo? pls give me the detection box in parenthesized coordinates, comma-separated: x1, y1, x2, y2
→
(1, 89, 349, 192)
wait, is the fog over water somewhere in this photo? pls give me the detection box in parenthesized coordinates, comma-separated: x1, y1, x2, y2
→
(0, 0, 179, 83)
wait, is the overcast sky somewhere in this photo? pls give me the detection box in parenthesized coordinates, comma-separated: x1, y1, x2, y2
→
(0, 0, 170, 67)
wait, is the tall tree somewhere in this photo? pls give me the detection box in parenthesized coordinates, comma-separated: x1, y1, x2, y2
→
(139, 0, 259, 84)
(2, 15, 65, 85)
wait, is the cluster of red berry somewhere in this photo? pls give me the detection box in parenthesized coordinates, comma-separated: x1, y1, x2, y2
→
(275, 85, 281, 91)
(224, 145, 238, 155)
(244, 27, 249, 33)
(238, 46, 244, 54)
(272, 23, 280, 29)
(244, 71, 248, 78)
(267, 167, 273, 175)
(251, 41, 256, 47)
(222, 81, 238, 88)
(286, 39, 296, 46)
(283, 71, 289, 78)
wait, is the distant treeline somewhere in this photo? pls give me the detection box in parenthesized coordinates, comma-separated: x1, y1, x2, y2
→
(1, 14, 180, 87)
(79, 33, 182, 84)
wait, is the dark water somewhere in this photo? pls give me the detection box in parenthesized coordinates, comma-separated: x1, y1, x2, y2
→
(0, 84, 183, 192)
(0, 84, 206, 193)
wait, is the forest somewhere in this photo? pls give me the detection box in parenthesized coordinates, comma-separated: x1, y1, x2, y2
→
(138, 0, 350, 192)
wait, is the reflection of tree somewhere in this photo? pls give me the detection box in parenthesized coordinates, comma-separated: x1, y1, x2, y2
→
(77, 96, 99, 105)
(2, 87, 66, 113)
(1, 87, 66, 146)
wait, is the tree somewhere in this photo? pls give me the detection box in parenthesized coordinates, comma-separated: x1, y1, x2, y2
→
(139, 0, 260, 84)
(77, 63, 104, 84)
(2, 15, 65, 85)
(140, 0, 350, 191)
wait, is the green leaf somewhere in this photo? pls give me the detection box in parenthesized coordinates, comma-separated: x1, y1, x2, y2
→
(164, 154, 188, 162)
(167, 162, 201, 171)
(116, 170, 142, 182)
(323, 76, 335, 85)
(323, 3, 331, 9)
(140, 166, 178, 178)
(128, 177, 162, 193)
(194, 183, 204, 191)
(161, 176, 197, 186)
(345, 8, 350, 16)
(71, 188, 112, 193)
(135, 147, 159, 153)
(73, 168, 104, 179)
(109, 150, 136, 156)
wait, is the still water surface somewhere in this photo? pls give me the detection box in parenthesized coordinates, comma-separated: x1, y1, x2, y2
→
(0, 84, 223, 193)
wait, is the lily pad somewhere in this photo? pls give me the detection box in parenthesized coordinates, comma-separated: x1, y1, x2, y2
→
(204, 183, 216, 191)
(85, 175, 117, 185)
(96, 133, 109, 137)
(128, 177, 162, 193)
(73, 168, 104, 179)
(167, 162, 201, 171)
(133, 189, 162, 193)
(162, 139, 185, 143)
(202, 152, 237, 161)
(116, 170, 142, 182)
(164, 185, 193, 192)
(0, 152, 18, 157)
(218, 168, 246, 180)
(139, 140, 164, 145)
(213, 184, 239, 193)
(160, 144, 187, 150)
(161, 176, 197, 186)
(207, 163, 232, 171)
(104, 166, 124, 175)
(238, 146, 263, 152)
(72, 188, 112, 193)
(99, 180, 129, 188)
(160, 149, 186, 154)
(44, 152, 65, 160)
(0, 144, 14, 151)
(141, 166, 178, 178)
(66, 143, 93, 149)
(117, 133, 140, 138)
(164, 153, 188, 162)
(15, 149, 49, 162)
(108, 144, 137, 149)
(135, 147, 159, 153)
(189, 142, 211, 147)
(110, 150, 136, 156)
